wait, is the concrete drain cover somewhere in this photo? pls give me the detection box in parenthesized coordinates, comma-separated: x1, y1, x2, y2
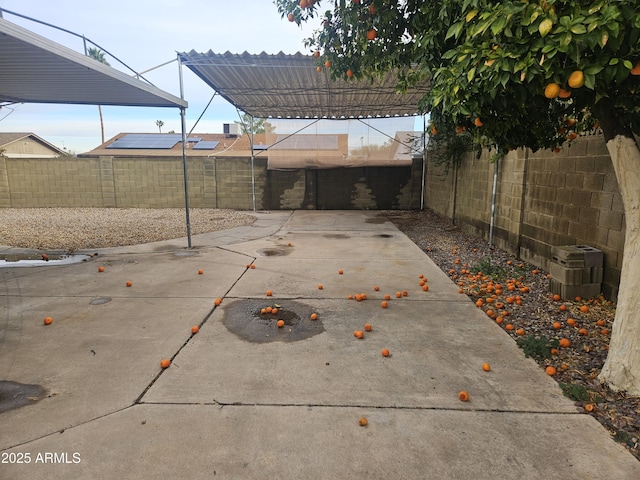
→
(0, 381, 47, 413)
(223, 299, 324, 343)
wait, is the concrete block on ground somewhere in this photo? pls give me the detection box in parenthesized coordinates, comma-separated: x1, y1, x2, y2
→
(549, 279, 602, 300)
(574, 244, 604, 267)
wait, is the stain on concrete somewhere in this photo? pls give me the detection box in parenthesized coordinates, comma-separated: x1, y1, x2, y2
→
(257, 248, 291, 257)
(0, 381, 47, 414)
(322, 234, 350, 239)
(223, 299, 324, 343)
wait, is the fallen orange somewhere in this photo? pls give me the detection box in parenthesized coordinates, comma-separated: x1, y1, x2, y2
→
(160, 359, 171, 369)
(44, 316, 53, 325)
(191, 325, 199, 334)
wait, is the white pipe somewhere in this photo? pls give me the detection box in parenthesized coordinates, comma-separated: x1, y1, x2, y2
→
(488, 152, 499, 248)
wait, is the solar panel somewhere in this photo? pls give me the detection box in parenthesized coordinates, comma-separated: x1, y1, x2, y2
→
(107, 134, 182, 149)
(192, 141, 220, 150)
(253, 144, 269, 150)
(187, 137, 202, 142)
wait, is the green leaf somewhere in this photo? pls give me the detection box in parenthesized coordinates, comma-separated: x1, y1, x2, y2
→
(467, 67, 476, 83)
(584, 73, 595, 90)
(598, 32, 609, 47)
(560, 32, 572, 48)
(609, 58, 619, 65)
(466, 10, 478, 23)
(526, 8, 542, 26)
(446, 21, 464, 40)
(584, 65, 603, 75)
(570, 24, 587, 35)
(588, 2, 604, 15)
(623, 59, 633, 69)
(539, 18, 553, 37)
(491, 16, 507, 36)
(442, 49, 458, 60)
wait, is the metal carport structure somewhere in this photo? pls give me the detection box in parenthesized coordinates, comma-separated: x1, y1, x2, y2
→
(177, 50, 431, 212)
(177, 50, 430, 120)
(0, 13, 198, 245)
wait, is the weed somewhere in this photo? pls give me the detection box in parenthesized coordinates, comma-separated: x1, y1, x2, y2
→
(613, 430, 637, 447)
(470, 256, 508, 280)
(559, 382, 590, 402)
(516, 334, 559, 361)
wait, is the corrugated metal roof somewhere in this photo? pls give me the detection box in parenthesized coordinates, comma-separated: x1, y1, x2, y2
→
(0, 17, 187, 108)
(179, 51, 429, 119)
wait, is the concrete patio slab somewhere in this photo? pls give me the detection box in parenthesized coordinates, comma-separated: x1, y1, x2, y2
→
(1, 210, 639, 479)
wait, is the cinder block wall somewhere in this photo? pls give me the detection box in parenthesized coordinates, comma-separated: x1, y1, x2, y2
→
(424, 134, 624, 300)
(4, 157, 104, 207)
(0, 156, 417, 211)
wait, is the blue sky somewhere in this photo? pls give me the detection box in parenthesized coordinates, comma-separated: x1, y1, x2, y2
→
(0, 0, 322, 153)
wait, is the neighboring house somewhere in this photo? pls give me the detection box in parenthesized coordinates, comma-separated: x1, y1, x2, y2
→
(0, 132, 67, 158)
(79, 132, 262, 158)
(80, 131, 422, 169)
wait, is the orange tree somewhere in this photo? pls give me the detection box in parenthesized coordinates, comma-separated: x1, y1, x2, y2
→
(277, 0, 640, 395)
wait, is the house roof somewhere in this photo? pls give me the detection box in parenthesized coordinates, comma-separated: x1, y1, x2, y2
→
(0, 132, 66, 155)
(179, 51, 430, 119)
(80, 132, 269, 158)
(0, 16, 187, 108)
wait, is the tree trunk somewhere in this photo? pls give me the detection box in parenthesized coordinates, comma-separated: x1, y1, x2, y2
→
(598, 134, 640, 396)
(98, 105, 105, 144)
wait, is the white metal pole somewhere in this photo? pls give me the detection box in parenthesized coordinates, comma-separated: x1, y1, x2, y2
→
(177, 54, 192, 248)
(250, 115, 256, 211)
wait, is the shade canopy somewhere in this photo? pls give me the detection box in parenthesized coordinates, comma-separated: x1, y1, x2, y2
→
(0, 17, 187, 108)
(179, 51, 429, 119)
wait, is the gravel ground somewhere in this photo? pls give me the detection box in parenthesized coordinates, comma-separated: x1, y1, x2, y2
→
(0, 208, 256, 251)
(384, 209, 640, 462)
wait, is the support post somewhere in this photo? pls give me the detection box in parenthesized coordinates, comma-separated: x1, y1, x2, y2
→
(178, 55, 192, 248)
(250, 115, 256, 211)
